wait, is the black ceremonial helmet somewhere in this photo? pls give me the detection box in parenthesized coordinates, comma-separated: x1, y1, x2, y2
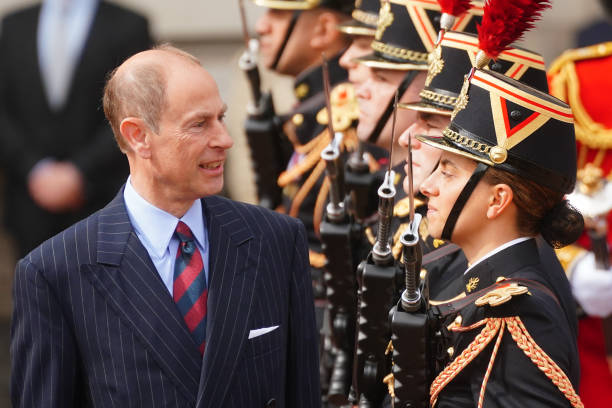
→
(252, 0, 354, 69)
(337, 0, 380, 37)
(417, 69, 577, 240)
(354, 0, 483, 143)
(400, 31, 549, 116)
(356, 0, 483, 70)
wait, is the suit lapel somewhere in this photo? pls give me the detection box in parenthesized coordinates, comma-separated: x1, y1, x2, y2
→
(197, 197, 258, 407)
(81, 190, 202, 404)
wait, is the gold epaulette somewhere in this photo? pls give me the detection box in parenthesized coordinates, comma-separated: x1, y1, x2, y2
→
(554, 245, 587, 280)
(548, 42, 612, 149)
(430, 316, 584, 408)
(474, 281, 529, 307)
(316, 82, 360, 131)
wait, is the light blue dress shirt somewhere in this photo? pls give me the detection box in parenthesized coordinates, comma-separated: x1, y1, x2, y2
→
(37, 0, 98, 107)
(123, 178, 209, 296)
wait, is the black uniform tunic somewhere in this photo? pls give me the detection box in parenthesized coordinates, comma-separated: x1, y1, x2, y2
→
(435, 238, 580, 407)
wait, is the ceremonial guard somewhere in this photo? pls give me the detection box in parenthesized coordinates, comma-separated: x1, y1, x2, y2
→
(549, 41, 612, 407)
(389, 0, 586, 406)
(398, 0, 551, 301)
(347, 0, 484, 301)
(344, 1, 484, 405)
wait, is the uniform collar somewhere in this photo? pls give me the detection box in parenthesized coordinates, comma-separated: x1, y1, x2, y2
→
(462, 237, 538, 294)
(293, 50, 348, 102)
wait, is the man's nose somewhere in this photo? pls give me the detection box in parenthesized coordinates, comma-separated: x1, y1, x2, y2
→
(212, 125, 234, 150)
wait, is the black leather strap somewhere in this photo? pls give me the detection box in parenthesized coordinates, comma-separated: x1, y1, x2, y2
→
(441, 162, 488, 241)
(367, 70, 419, 144)
(422, 243, 461, 266)
(431, 277, 561, 320)
(271, 10, 302, 71)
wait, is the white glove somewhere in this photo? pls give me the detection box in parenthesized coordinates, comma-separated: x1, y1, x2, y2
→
(571, 252, 612, 318)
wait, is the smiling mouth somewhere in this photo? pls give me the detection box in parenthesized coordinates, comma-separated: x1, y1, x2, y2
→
(199, 161, 223, 169)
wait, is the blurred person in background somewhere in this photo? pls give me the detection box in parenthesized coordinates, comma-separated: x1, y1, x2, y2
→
(576, 0, 612, 47)
(0, 0, 151, 256)
(549, 32, 612, 408)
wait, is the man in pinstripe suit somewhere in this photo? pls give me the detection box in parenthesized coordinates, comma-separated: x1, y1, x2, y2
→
(10, 45, 321, 407)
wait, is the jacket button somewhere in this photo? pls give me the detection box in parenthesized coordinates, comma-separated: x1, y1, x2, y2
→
(265, 398, 276, 407)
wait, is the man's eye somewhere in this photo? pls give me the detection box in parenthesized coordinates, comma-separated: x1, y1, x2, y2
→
(219, 113, 227, 122)
(194, 120, 206, 127)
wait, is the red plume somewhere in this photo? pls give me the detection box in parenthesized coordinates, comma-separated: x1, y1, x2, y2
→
(477, 0, 551, 59)
(437, 0, 472, 17)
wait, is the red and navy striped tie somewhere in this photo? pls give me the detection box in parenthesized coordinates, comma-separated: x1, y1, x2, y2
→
(173, 221, 207, 355)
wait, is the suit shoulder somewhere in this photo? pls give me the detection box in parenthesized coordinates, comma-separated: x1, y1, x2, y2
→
(206, 196, 303, 234)
(22, 210, 102, 272)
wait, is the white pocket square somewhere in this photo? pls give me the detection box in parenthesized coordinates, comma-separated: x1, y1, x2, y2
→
(248, 325, 279, 339)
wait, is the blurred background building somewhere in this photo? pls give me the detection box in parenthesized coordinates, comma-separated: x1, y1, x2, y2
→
(0, 0, 610, 405)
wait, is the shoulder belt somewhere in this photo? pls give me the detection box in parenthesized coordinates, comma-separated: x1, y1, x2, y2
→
(431, 278, 560, 320)
(422, 243, 461, 266)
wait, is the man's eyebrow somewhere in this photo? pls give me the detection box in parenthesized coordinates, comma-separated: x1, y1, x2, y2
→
(185, 104, 227, 121)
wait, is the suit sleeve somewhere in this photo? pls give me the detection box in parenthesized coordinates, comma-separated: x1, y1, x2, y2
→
(285, 219, 321, 407)
(11, 258, 79, 408)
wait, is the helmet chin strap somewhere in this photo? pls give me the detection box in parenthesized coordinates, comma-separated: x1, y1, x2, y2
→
(270, 10, 302, 71)
(367, 70, 419, 144)
(440, 162, 489, 241)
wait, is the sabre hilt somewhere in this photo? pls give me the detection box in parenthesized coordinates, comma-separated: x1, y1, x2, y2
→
(322, 132, 346, 223)
(372, 170, 396, 264)
(399, 214, 423, 312)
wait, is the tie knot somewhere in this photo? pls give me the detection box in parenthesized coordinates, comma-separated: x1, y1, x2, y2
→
(175, 221, 195, 242)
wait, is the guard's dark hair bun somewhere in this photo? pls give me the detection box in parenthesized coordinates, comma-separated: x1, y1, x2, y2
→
(540, 200, 584, 249)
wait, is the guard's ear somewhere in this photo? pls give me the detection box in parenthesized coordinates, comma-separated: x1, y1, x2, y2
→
(120, 117, 152, 159)
(486, 183, 514, 219)
(310, 11, 343, 49)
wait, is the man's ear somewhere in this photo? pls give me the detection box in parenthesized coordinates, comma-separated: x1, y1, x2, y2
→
(310, 11, 342, 49)
(486, 184, 514, 219)
(120, 117, 152, 159)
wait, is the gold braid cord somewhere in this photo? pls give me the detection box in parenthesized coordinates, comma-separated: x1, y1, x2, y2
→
(289, 159, 326, 217)
(430, 318, 502, 406)
(506, 317, 584, 408)
(278, 130, 331, 187)
(478, 320, 506, 408)
(313, 177, 330, 237)
(430, 316, 584, 408)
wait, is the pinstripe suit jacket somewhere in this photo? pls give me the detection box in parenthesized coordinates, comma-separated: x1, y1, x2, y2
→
(10, 191, 321, 407)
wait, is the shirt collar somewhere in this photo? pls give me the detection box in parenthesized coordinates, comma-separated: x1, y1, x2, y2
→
(123, 177, 206, 260)
(464, 236, 532, 275)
